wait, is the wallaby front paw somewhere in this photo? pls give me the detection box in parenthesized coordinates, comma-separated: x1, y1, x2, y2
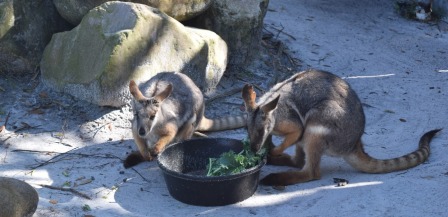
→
(151, 147, 162, 157)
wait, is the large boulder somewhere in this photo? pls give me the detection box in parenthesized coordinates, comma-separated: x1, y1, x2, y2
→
(191, 0, 270, 69)
(41, 2, 227, 107)
(53, 0, 213, 25)
(0, 0, 72, 74)
(433, 0, 448, 20)
(0, 0, 14, 39)
(0, 177, 39, 217)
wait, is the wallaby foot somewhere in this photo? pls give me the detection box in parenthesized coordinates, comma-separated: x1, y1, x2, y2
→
(260, 170, 320, 186)
(267, 153, 296, 167)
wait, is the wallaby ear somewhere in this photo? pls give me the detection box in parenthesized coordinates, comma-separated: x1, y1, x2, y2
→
(242, 84, 257, 112)
(129, 80, 147, 101)
(261, 95, 280, 115)
(154, 84, 173, 102)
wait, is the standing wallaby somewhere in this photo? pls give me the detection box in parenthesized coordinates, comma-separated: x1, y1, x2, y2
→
(242, 69, 441, 186)
(125, 72, 246, 168)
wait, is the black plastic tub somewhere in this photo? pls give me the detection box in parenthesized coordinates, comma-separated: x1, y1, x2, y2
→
(157, 138, 265, 206)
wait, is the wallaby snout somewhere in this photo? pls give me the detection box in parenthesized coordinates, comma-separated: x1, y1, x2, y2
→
(138, 127, 146, 137)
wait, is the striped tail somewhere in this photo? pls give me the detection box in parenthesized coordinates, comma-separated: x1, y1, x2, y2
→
(197, 114, 247, 132)
(344, 129, 442, 173)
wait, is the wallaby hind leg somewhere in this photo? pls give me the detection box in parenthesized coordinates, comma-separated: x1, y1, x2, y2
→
(260, 132, 324, 186)
(177, 120, 196, 141)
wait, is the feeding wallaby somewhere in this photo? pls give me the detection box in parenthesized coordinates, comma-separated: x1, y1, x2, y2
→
(242, 69, 441, 186)
(125, 72, 246, 168)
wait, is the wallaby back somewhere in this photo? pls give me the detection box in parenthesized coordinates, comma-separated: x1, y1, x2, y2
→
(125, 72, 246, 168)
(242, 69, 441, 186)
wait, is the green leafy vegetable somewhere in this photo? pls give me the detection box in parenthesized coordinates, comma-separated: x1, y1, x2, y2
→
(82, 204, 91, 211)
(206, 139, 266, 177)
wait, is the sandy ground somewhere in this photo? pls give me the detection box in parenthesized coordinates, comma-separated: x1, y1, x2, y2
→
(1, 0, 448, 216)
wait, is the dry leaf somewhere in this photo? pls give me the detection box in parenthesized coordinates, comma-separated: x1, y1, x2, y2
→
(39, 91, 48, 98)
(384, 109, 395, 113)
(76, 176, 86, 181)
(49, 199, 58, 204)
(0, 125, 5, 133)
(29, 108, 44, 115)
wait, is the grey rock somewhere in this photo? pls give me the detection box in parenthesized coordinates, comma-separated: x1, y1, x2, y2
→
(53, 0, 213, 25)
(192, 0, 270, 69)
(41, 1, 227, 107)
(0, 0, 14, 39)
(0, 0, 72, 74)
(0, 177, 39, 217)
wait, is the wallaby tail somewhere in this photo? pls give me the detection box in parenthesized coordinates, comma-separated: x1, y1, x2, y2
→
(344, 129, 442, 173)
(123, 151, 146, 169)
(197, 114, 247, 132)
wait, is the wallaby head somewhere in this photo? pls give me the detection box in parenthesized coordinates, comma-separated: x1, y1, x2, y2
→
(129, 80, 172, 138)
(242, 84, 280, 152)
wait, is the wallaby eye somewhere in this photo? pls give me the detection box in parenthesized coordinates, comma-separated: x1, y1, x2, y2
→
(149, 115, 155, 120)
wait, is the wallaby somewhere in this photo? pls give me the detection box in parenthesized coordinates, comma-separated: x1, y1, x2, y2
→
(242, 69, 441, 186)
(125, 72, 246, 168)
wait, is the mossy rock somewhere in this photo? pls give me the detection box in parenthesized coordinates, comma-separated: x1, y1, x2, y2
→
(41, 1, 227, 107)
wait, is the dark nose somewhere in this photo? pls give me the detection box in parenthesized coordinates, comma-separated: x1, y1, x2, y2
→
(138, 127, 146, 137)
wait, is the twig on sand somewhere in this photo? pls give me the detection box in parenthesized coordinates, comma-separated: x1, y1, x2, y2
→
(11, 149, 61, 154)
(29, 147, 79, 169)
(92, 122, 111, 139)
(27, 148, 122, 169)
(268, 25, 297, 41)
(131, 168, 151, 183)
(14, 122, 42, 133)
(283, 48, 300, 68)
(39, 184, 92, 200)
